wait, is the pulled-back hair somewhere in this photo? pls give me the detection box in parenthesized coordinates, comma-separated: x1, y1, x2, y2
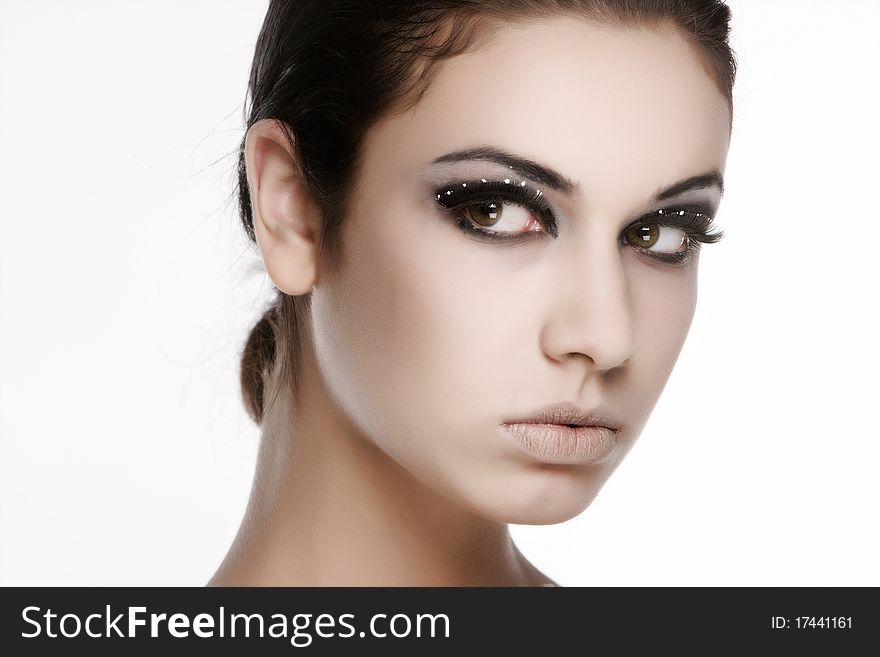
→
(236, 0, 737, 424)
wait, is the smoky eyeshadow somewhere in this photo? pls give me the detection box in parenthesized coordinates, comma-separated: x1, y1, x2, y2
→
(432, 176, 559, 238)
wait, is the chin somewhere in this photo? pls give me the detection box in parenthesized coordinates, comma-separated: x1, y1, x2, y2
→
(460, 465, 611, 526)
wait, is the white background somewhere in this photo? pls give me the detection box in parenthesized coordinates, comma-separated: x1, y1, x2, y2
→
(1, 0, 877, 586)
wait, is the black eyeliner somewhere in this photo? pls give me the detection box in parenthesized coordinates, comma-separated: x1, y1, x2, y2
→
(431, 178, 724, 265)
(433, 178, 559, 238)
(626, 207, 724, 266)
(639, 206, 725, 244)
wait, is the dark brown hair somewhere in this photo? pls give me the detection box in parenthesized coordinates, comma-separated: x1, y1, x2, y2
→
(236, 0, 737, 424)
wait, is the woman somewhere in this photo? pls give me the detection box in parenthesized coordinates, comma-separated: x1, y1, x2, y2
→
(209, 0, 735, 586)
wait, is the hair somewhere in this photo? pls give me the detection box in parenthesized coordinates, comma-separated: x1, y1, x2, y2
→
(235, 0, 738, 425)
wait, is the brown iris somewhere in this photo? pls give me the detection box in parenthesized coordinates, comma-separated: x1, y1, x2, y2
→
(624, 223, 687, 254)
(466, 200, 502, 227)
(625, 223, 660, 248)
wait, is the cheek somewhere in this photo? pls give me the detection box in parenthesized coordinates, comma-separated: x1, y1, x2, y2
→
(309, 200, 509, 449)
(627, 255, 699, 401)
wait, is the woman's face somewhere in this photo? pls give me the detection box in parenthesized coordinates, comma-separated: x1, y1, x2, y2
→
(309, 16, 730, 524)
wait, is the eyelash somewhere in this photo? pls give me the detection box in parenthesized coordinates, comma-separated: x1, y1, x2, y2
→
(433, 179, 724, 266)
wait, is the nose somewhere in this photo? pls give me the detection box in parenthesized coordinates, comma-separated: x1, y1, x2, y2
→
(540, 232, 635, 373)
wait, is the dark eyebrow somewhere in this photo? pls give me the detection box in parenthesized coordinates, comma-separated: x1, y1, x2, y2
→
(653, 171, 725, 201)
(431, 146, 577, 194)
(432, 146, 724, 202)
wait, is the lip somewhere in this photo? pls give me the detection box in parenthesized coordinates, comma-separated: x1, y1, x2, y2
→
(500, 401, 622, 465)
(502, 400, 622, 431)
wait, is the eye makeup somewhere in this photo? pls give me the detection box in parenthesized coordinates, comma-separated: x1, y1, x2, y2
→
(626, 207, 723, 266)
(431, 177, 723, 266)
(434, 177, 558, 240)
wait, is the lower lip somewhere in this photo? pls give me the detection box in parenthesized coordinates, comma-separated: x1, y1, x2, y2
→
(501, 422, 619, 465)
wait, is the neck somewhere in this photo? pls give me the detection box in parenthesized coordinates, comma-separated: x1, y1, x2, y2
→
(209, 340, 546, 586)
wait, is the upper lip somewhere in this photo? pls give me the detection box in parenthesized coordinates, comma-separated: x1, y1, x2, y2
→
(502, 400, 622, 431)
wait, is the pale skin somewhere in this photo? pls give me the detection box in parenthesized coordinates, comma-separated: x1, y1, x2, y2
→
(208, 16, 731, 586)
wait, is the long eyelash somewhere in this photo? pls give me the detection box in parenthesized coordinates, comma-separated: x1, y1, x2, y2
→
(629, 207, 725, 266)
(432, 181, 724, 266)
(434, 179, 558, 239)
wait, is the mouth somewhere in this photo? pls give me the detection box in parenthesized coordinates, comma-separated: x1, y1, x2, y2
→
(500, 422, 619, 465)
(501, 400, 622, 432)
(500, 401, 623, 465)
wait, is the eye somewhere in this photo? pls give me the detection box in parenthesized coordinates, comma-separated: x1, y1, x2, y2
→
(621, 208, 723, 266)
(434, 178, 559, 241)
(623, 223, 688, 256)
(461, 199, 545, 234)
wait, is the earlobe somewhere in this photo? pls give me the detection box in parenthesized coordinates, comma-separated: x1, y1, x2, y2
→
(244, 118, 321, 295)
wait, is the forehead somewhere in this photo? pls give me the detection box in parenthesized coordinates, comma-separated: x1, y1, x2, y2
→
(369, 15, 730, 212)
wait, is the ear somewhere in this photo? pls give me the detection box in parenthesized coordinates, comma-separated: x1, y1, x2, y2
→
(244, 118, 322, 294)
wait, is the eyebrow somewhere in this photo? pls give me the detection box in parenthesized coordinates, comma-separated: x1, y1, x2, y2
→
(431, 146, 724, 201)
(432, 147, 577, 194)
(653, 172, 725, 201)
